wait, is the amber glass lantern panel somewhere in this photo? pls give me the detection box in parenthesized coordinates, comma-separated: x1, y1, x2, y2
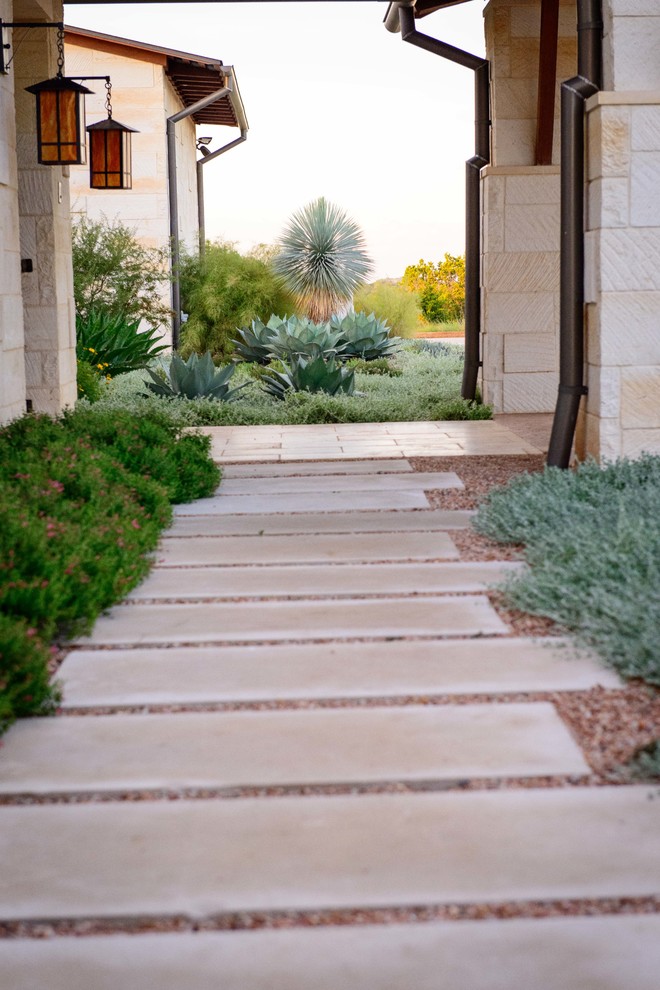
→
(25, 77, 91, 165)
(87, 118, 136, 189)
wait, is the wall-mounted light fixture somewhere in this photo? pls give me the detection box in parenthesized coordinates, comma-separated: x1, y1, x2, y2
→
(87, 78, 137, 189)
(1, 19, 137, 184)
(196, 136, 212, 158)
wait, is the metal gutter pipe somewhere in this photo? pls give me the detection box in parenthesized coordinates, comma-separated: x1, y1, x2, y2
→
(197, 128, 248, 256)
(396, 3, 490, 401)
(547, 0, 602, 467)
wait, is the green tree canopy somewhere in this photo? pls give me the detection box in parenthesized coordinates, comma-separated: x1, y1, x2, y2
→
(402, 253, 465, 324)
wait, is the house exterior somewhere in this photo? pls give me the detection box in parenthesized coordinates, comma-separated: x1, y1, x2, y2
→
(0, 0, 245, 423)
(388, 0, 660, 461)
(2, 0, 659, 463)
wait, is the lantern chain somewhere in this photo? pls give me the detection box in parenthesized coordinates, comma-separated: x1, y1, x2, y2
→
(105, 76, 112, 119)
(56, 24, 64, 78)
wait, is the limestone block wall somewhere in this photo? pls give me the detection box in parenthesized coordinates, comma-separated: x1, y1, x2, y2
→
(480, 0, 576, 413)
(481, 165, 560, 412)
(14, 0, 77, 416)
(0, 0, 27, 424)
(66, 37, 200, 341)
(583, 92, 660, 460)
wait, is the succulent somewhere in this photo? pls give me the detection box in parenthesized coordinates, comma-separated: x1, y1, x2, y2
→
(143, 351, 249, 401)
(261, 354, 355, 401)
(266, 315, 346, 362)
(231, 316, 279, 365)
(76, 309, 169, 377)
(331, 311, 401, 361)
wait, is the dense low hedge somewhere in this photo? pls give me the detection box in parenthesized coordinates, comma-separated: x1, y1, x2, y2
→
(0, 409, 219, 731)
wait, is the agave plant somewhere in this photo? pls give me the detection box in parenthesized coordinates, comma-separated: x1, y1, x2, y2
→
(261, 354, 355, 401)
(231, 317, 279, 365)
(272, 197, 374, 322)
(76, 309, 169, 377)
(331, 311, 401, 361)
(266, 316, 346, 362)
(143, 351, 249, 401)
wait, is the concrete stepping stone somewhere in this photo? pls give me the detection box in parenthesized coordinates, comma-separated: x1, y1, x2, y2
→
(3, 915, 658, 989)
(127, 562, 521, 601)
(77, 595, 509, 645)
(167, 508, 475, 535)
(221, 459, 414, 478)
(156, 531, 460, 566)
(0, 703, 589, 795)
(174, 490, 431, 515)
(218, 471, 462, 496)
(57, 638, 620, 709)
(0, 787, 656, 920)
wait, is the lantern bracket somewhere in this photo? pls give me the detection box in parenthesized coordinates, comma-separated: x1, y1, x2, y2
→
(0, 20, 65, 75)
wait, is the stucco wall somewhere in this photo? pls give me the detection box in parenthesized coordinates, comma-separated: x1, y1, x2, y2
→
(0, 0, 27, 424)
(480, 0, 577, 413)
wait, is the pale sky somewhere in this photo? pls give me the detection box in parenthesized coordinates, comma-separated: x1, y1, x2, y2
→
(64, 1, 485, 279)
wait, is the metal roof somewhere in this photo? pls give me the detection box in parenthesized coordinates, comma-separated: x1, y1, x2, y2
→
(65, 26, 245, 127)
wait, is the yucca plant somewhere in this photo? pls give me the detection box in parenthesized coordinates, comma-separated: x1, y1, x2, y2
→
(76, 309, 169, 377)
(231, 317, 280, 365)
(261, 354, 355, 401)
(272, 197, 374, 322)
(143, 351, 249, 401)
(331, 311, 402, 361)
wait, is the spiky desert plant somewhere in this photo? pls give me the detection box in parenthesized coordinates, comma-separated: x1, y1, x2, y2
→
(143, 352, 248, 401)
(261, 354, 355, 400)
(331, 311, 401, 361)
(272, 197, 374, 322)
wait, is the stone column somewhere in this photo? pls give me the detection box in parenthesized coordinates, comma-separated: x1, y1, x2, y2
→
(14, 0, 77, 415)
(582, 1, 660, 459)
(480, 0, 576, 413)
(0, 0, 27, 423)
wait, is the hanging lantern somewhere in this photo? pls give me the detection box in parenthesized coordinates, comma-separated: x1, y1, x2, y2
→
(25, 26, 92, 165)
(87, 78, 137, 189)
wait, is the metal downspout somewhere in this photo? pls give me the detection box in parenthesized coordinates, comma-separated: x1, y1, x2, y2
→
(547, 0, 602, 467)
(167, 81, 237, 348)
(397, 3, 490, 401)
(197, 129, 247, 256)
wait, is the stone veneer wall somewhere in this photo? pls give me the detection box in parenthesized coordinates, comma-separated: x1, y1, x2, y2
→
(13, 0, 77, 416)
(480, 0, 576, 413)
(583, 92, 660, 459)
(0, 0, 27, 423)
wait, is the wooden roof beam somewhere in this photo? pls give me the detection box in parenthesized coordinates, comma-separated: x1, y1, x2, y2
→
(535, 0, 560, 166)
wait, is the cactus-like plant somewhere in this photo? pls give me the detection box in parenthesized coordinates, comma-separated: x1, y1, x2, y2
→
(266, 316, 346, 362)
(231, 317, 279, 365)
(261, 354, 355, 400)
(331, 311, 401, 361)
(143, 351, 248, 401)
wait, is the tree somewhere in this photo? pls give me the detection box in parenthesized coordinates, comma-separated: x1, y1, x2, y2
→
(71, 215, 171, 329)
(272, 197, 374, 322)
(402, 254, 466, 324)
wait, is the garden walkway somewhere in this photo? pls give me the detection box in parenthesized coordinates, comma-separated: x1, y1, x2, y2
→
(1, 421, 659, 988)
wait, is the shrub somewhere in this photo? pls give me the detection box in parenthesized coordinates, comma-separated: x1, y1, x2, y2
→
(345, 357, 402, 377)
(76, 359, 104, 402)
(353, 281, 421, 337)
(72, 215, 171, 328)
(0, 409, 219, 730)
(402, 254, 466, 324)
(473, 455, 660, 684)
(180, 243, 297, 359)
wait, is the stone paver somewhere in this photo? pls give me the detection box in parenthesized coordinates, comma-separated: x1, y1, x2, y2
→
(1, 788, 656, 920)
(57, 638, 620, 708)
(167, 508, 475, 535)
(78, 596, 509, 645)
(156, 531, 460, 566)
(2, 915, 658, 990)
(174, 490, 432, 515)
(221, 459, 415, 477)
(0, 704, 589, 794)
(218, 471, 463, 496)
(127, 563, 520, 602)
